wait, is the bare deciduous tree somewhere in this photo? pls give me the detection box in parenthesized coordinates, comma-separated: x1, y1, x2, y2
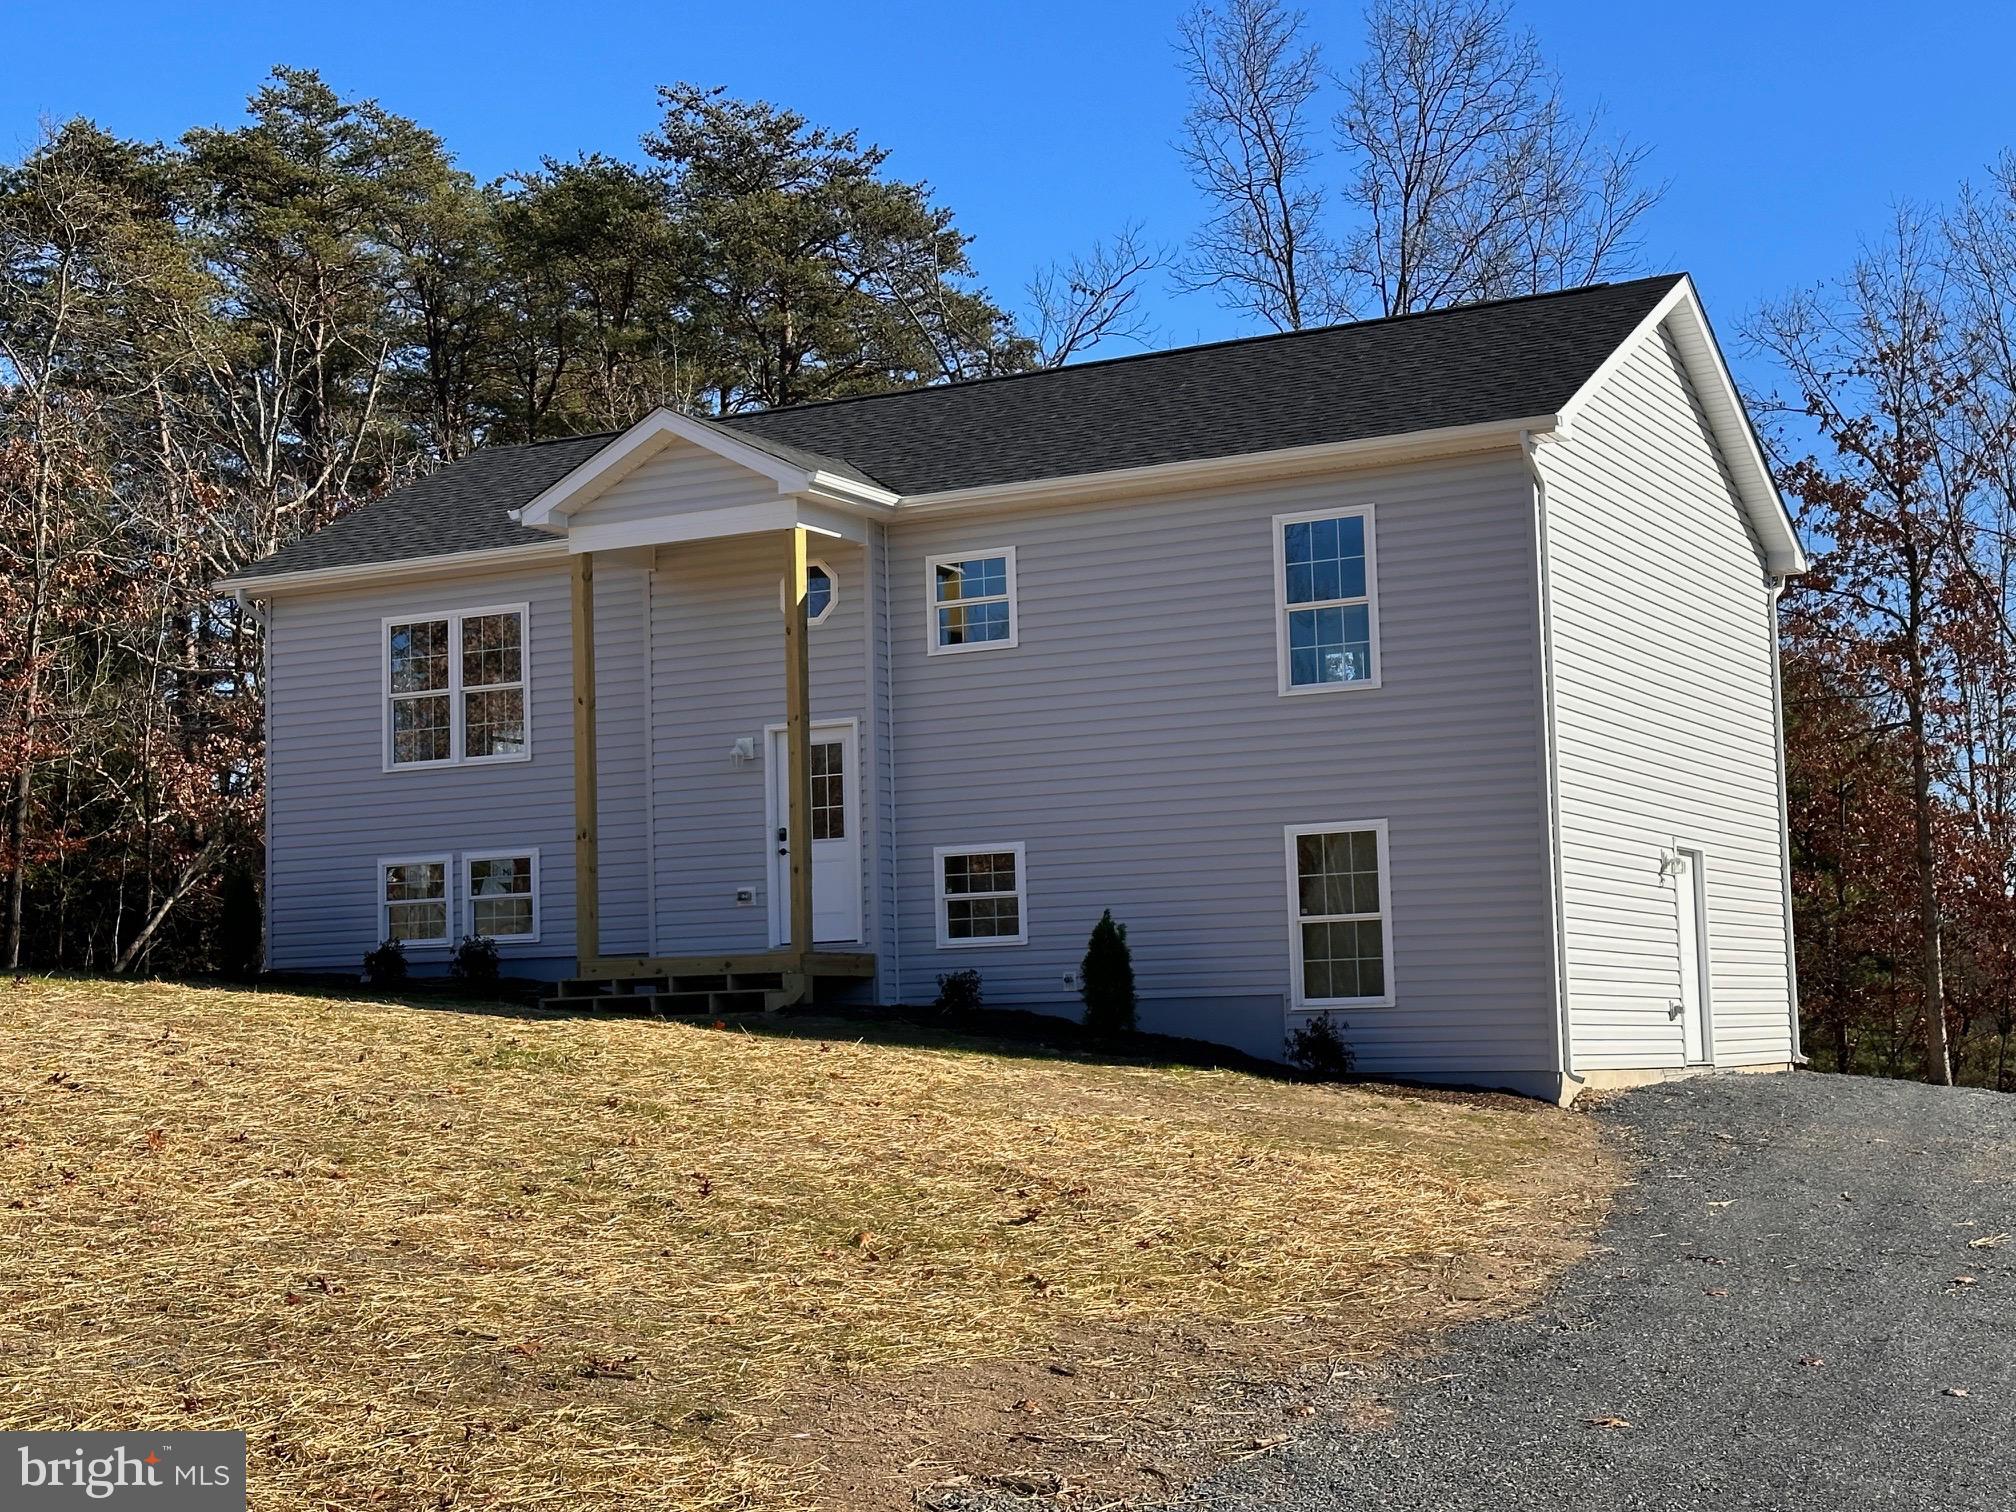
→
(1172, 0, 1341, 330)
(1334, 0, 1662, 315)
(1026, 222, 1161, 367)
(1750, 212, 1989, 1087)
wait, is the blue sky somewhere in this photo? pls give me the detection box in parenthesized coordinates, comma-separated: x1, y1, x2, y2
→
(7, 0, 2014, 390)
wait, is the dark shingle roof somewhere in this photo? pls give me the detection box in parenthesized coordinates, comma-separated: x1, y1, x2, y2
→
(232, 432, 616, 581)
(229, 275, 1681, 583)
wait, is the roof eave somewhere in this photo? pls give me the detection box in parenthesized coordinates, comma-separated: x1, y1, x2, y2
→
(894, 415, 1561, 516)
(221, 539, 570, 597)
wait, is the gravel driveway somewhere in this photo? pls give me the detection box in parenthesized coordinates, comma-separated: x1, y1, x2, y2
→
(1179, 1072, 2016, 1511)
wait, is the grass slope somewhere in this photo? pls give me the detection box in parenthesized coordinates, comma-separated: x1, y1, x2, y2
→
(0, 979, 1608, 1508)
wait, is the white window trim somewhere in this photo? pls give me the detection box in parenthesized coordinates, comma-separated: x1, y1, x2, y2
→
(933, 841, 1030, 948)
(1283, 819, 1396, 1009)
(1272, 506, 1382, 696)
(777, 559, 839, 626)
(381, 602, 533, 772)
(378, 853, 453, 951)
(924, 546, 1019, 656)
(464, 847, 542, 945)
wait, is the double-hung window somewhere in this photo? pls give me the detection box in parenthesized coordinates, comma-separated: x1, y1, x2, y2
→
(1274, 508, 1379, 693)
(1285, 822, 1393, 1006)
(927, 548, 1017, 654)
(466, 851, 539, 942)
(385, 605, 529, 768)
(934, 844, 1028, 946)
(381, 856, 451, 947)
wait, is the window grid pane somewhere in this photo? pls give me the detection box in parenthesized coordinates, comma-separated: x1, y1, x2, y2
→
(387, 901, 448, 943)
(460, 612, 523, 689)
(385, 862, 445, 902)
(1282, 515, 1372, 688)
(1287, 605, 1372, 686)
(939, 600, 1011, 647)
(388, 620, 450, 694)
(811, 741, 845, 841)
(473, 896, 534, 938)
(944, 852, 1016, 895)
(947, 896, 1020, 940)
(940, 850, 1022, 941)
(935, 557, 1008, 603)
(464, 687, 527, 759)
(391, 693, 452, 764)
(806, 566, 833, 621)
(1295, 828, 1385, 1001)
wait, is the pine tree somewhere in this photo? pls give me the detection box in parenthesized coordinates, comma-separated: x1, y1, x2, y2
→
(1080, 910, 1137, 1034)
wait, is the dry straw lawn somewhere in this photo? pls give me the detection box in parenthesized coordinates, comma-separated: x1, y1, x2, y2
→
(0, 978, 1608, 1509)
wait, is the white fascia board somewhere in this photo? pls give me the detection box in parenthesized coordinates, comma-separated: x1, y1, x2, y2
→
(516, 407, 899, 529)
(564, 499, 863, 554)
(893, 416, 1556, 516)
(515, 409, 792, 527)
(1558, 276, 1808, 577)
(224, 540, 569, 597)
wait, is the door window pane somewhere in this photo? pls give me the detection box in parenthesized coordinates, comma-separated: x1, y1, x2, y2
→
(811, 740, 845, 841)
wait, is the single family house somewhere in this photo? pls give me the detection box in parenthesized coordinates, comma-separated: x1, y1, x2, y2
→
(224, 272, 1807, 1102)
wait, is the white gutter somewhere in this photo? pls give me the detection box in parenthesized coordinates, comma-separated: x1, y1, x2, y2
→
(1521, 429, 1581, 1100)
(222, 539, 569, 596)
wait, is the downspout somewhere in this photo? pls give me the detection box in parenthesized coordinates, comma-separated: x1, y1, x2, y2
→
(1768, 574, 1805, 1063)
(1521, 432, 1581, 1102)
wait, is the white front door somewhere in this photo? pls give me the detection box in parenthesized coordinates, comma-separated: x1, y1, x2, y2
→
(1673, 849, 1711, 1065)
(767, 722, 862, 946)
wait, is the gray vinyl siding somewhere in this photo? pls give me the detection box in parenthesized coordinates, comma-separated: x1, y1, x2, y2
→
(1540, 325, 1794, 1071)
(883, 458, 1557, 1083)
(265, 557, 648, 975)
(645, 535, 873, 957)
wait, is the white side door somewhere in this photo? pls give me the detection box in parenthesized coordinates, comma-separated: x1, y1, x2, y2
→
(1673, 848, 1711, 1065)
(767, 722, 862, 946)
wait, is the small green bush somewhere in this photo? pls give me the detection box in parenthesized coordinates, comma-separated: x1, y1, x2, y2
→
(362, 938, 408, 987)
(1286, 1012, 1355, 1080)
(1080, 910, 1137, 1034)
(451, 935, 502, 990)
(934, 968, 983, 1014)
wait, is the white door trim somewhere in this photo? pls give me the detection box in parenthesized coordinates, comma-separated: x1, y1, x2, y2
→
(1673, 843, 1713, 1066)
(763, 717, 863, 947)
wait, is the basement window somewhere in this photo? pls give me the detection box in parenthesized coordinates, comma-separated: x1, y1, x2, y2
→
(934, 844, 1028, 947)
(1285, 821, 1394, 1007)
(466, 851, 539, 942)
(380, 856, 451, 947)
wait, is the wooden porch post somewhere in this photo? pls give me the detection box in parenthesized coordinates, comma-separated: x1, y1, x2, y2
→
(783, 527, 814, 965)
(571, 551, 601, 973)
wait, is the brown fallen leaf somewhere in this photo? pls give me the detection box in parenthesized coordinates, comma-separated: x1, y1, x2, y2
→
(1944, 1387, 1971, 1398)
(1704, 1287, 1729, 1298)
(1799, 1356, 1825, 1368)
(1585, 1415, 1632, 1430)
(1952, 1275, 1979, 1287)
